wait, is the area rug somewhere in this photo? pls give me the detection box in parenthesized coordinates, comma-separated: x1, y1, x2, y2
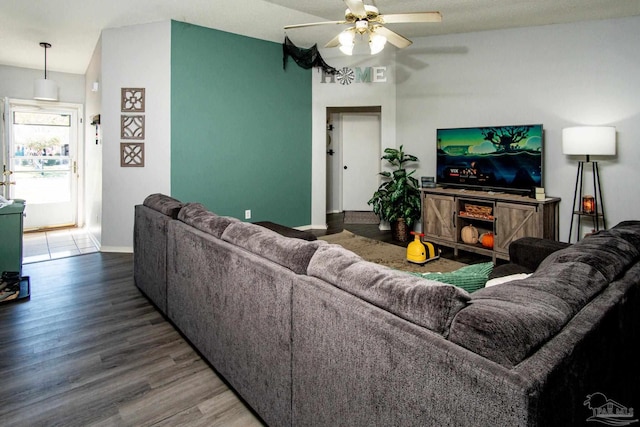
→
(319, 230, 466, 273)
(343, 211, 380, 224)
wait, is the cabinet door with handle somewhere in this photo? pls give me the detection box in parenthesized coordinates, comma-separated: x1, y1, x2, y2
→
(494, 202, 540, 254)
(423, 194, 456, 242)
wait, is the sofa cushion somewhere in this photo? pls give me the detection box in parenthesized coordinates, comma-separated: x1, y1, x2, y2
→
(307, 244, 471, 336)
(605, 220, 640, 251)
(506, 237, 571, 273)
(222, 221, 325, 275)
(143, 193, 183, 218)
(306, 244, 363, 278)
(538, 230, 639, 282)
(448, 261, 608, 367)
(178, 203, 239, 238)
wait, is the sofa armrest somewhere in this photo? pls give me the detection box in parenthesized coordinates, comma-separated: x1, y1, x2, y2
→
(508, 237, 571, 271)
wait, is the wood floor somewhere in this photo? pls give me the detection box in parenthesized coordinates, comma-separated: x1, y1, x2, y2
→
(0, 213, 489, 426)
(0, 253, 264, 427)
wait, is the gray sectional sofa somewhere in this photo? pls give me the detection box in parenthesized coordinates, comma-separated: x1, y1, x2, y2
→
(134, 194, 640, 427)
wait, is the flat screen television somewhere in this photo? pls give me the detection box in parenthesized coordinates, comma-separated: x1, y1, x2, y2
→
(436, 124, 543, 194)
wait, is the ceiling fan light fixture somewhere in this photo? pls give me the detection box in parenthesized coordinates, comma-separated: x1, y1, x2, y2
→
(338, 29, 355, 55)
(369, 32, 387, 55)
(338, 29, 355, 46)
(284, 0, 441, 56)
(34, 42, 58, 101)
(339, 44, 354, 55)
(355, 20, 369, 33)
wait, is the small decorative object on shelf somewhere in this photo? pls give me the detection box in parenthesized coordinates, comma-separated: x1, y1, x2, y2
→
(461, 224, 479, 244)
(582, 195, 595, 214)
(421, 176, 436, 188)
(460, 203, 494, 220)
(480, 232, 495, 249)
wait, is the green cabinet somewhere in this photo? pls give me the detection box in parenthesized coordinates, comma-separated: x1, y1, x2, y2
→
(0, 199, 25, 276)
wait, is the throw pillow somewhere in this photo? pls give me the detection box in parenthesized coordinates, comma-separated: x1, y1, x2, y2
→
(410, 262, 494, 293)
(485, 272, 531, 288)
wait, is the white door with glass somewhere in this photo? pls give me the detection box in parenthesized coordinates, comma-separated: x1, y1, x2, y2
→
(3, 99, 80, 230)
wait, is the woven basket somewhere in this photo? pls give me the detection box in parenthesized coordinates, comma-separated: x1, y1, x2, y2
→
(465, 204, 492, 216)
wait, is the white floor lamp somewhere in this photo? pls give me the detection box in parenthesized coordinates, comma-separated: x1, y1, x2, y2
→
(562, 126, 616, 243)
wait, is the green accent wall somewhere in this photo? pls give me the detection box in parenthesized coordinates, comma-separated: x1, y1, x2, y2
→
(171, 21, 312, 226)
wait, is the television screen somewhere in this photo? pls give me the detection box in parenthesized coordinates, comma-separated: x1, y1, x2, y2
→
(436, 124, 543, 193)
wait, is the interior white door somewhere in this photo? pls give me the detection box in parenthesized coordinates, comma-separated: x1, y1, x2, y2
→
(341, 113, 380, 211)
(4, 99, 80, 230)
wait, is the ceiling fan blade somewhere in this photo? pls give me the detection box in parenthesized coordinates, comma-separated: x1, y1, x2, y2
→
(380, 12, 442, 24)
(324, 32, 342, 48)
(374, 26, 412, 49)
(344, 0, 367, 19)
(284, 20, 346, 30)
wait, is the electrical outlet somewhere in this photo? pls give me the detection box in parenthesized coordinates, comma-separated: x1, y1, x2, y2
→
(245, 209, 251, 220)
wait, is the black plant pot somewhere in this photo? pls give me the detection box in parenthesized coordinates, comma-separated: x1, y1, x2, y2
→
(391, 219, 410, 242)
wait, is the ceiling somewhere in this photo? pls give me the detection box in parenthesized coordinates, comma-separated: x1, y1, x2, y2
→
(2, 0, 639, 75)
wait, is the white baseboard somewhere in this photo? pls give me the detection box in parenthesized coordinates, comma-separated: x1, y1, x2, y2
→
(295, 224, 327, 230)
(100, 246, 133, 253)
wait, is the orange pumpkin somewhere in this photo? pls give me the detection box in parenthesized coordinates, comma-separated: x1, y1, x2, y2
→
(480, 232, 494, 249)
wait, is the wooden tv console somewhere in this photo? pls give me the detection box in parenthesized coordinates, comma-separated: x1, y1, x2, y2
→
(421, 187, 560, 263)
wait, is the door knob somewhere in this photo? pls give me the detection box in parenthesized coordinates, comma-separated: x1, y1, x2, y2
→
(344, 166, 348, 170)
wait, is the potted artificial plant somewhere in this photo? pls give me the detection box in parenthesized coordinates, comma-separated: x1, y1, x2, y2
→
(368, 145, 421, 242)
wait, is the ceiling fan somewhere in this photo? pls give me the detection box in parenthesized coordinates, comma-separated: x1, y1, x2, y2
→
(284, 0, 442, 55)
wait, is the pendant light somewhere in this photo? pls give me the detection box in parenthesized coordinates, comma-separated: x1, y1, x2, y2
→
(34, 42, 58, 101)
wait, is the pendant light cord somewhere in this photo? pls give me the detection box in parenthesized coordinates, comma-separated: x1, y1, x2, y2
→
(40, 42, 51, 80)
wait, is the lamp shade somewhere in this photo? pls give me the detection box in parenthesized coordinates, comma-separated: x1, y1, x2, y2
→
(34, 78, 58, 101)
(562, 126, 616, 156)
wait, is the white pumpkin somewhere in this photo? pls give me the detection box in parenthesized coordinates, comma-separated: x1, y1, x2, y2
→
(461, 225, 479, 244)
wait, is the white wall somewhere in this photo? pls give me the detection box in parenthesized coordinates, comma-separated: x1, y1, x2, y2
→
(101, 21, 171, 251)
(311, 47, 397, 228)
(395, 16, 640, 242)
(84, 37, 103, 246)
